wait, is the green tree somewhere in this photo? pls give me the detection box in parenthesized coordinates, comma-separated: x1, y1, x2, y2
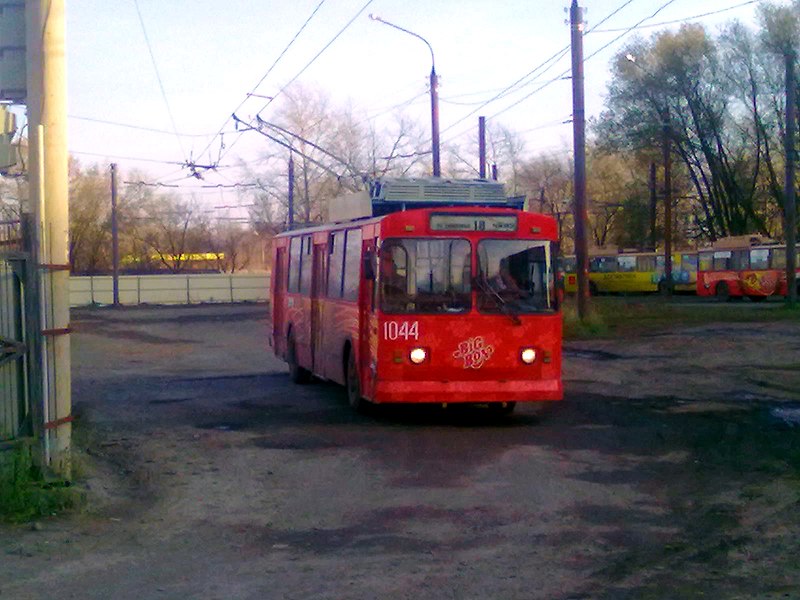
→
(595, 23, 776, 240)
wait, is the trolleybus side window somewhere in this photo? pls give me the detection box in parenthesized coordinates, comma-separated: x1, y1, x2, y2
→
(593, 257, 616, 273)
(713, 251, 732, 270)
(617, 256, 636, 272)
(342, 229, 362, 302)
(327, 231, 345, 298)
(732, 249, 750, 271)
(288, 237, 302, 293)
(771, 247, 786, 269)
(750, 248, 769, 270)
(699, 251, 713, 271)
(299, 235, 312, 295)
(638, 255, 656, 271)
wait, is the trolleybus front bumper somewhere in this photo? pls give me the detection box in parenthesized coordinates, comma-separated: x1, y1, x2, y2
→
(373, 379, 562, 404)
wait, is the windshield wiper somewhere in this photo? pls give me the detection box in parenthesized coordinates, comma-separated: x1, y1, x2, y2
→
(473, 276, 521, 326)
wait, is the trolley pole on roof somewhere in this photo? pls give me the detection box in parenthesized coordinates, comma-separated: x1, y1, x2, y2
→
(570, 0, 590, 320)
(784, 50, 797, 308)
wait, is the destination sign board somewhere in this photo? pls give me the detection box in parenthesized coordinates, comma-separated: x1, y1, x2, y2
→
(429, 214, 517, 232)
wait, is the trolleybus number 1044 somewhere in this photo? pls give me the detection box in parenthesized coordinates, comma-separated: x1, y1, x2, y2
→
(383, 321, 419, 341)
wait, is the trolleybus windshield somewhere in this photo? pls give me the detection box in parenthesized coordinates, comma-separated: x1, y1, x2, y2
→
(477, 240, 558, 313)
(379, 238, 471, 314)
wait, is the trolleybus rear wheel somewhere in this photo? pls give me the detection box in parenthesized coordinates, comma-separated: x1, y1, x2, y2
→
(749, 295, 767, 302)
(346, 350, 368, 413)
(287, 332, 311, 384)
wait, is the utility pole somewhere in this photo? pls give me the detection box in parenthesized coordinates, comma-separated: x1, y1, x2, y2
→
(478, 116, 487, 179)
(287, 152, 295, 230)
(649, 162, 657, 250)
(430, 65, 441, 177)
(662, 110, 673, 295)
(25, 0, 71, 471)
(570, 0, 590, 320)
(110, 163, 120, 306)
(784, 49, 797, 308)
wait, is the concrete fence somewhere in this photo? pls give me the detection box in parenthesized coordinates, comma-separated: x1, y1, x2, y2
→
(70, 273, 270, 307)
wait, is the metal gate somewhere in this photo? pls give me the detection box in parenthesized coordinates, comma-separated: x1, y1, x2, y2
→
(0, 220, 32, 441)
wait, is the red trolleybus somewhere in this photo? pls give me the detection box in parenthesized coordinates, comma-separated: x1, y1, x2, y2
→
(270, 178, 562, 414)
(697, 235, 800, 301)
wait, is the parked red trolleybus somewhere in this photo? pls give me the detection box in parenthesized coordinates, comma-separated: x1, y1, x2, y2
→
(270, 178, 563, 413)
(697, 235, 800, 301)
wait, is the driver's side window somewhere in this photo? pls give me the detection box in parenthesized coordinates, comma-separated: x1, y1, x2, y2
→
(380, 243, 408, 311)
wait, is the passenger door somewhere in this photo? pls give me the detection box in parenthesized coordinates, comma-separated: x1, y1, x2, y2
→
(272, 247, 286, 356)
(311, 243, 326, 373)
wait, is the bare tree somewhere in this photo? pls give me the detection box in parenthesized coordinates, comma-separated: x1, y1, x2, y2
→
(68, 159, 111, 274)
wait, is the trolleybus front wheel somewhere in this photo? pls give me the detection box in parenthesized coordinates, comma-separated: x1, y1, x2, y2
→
(488, 401, 516, 416)
(346, 350, 369, 413)
(715, 282, 730, 302)
(287, 332, 311, 384)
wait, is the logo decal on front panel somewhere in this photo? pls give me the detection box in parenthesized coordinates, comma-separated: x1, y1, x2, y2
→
(453, 336, 495, 369)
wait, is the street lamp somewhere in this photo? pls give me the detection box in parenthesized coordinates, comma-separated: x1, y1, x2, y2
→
(369, 14, 440, 177)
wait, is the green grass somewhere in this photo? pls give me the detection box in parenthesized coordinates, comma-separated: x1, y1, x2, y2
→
(0, 442, 82, 524)
(563, 295, 800, 340)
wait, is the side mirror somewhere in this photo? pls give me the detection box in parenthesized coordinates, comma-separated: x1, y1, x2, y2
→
(363, 252, 376, 281)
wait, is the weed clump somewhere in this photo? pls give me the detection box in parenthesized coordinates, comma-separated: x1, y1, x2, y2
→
(0, 443, 82, 523)
(563, 304, 608, 338)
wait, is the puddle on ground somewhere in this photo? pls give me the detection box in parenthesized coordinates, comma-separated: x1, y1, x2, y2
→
(770, 407, 800, 427)
(563, 349, 625, 361)
(195, 422, 246, 431)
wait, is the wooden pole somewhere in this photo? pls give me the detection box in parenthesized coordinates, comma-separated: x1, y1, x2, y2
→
(111, 163, 120, 306)
(478, 116, 486, 179)
(662, 110, 673, 295)
(570, 0, 590, 319)
(784, 51, 797, 307)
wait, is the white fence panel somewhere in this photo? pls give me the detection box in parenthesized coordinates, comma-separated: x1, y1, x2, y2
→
(70, 273, 270, 307)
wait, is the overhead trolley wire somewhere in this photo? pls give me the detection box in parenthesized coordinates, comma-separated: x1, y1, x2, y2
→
(433, 0, 637, 138)
(194, 0, 329, 166)
(486, 0, 679, 121)
(592, 0, 762, 32)
(69, 114, 236, 138)
(219, 0, 378, 166)
(439, 0, 679, 147)
(133, 0, 189, 166)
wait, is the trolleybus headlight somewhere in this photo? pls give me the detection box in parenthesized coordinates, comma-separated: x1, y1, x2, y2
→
(520, 348, 537, 364)
(409, 347, 428, 364)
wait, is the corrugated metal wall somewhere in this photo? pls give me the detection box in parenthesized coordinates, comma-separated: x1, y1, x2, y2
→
(0, 256, 27, 441)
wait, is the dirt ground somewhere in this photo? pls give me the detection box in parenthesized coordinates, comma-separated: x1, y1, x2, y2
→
(1, 302, 799, 600)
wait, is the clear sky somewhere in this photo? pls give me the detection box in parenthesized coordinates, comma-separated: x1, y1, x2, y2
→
(48, 0, 765, 216)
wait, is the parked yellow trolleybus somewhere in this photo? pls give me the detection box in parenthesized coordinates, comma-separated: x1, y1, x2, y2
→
(561, 249, 697, 294)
